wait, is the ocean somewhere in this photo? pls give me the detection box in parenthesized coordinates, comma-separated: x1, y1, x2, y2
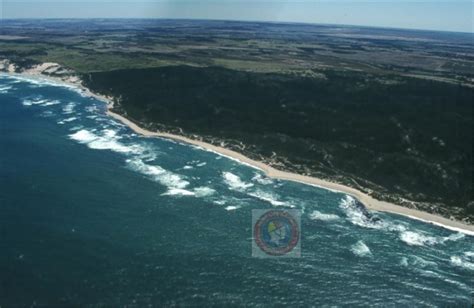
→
(0, 74, 473, 306)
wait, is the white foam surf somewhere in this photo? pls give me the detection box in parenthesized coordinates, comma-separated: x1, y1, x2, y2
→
(442, 232, 465, 244)
(251, 173, 274, 185)
(450, 256, 474, 271)
(464, 251, 474, 257)
(41, 100, 61, 106)
(22, 98, 49, 106)
(339, 195, 387, 230)
(400, 231, 465, 247)
(69, 129, 144, 154)
(400, 257, 409, 267)
(126, 158, 189, 190)
(62, 102, 76, 114)
(64, 116, 77, 122)
(40, 110, 54, 117)
(339, 195, 466, 247)
(411, 255, 438, 268)
(163, 187, 215, 197)
(69, 129, 97, 143)
(0, 85, 13, 93)
(69, 125, 84, 131)
(247, 189, 289, 207)
(351, 241, 372, 257)
(223, 172, 254, 191)
(4, 74, 80, 92)
(400, 231, 439, 246)
(161, 188, 195, 196)
(399, 213, 474, 236)
(225, 205, 241, 211)
(193, 187, 216, 197)
(309, 210, 340, 221)
(85, 105, 100, 113)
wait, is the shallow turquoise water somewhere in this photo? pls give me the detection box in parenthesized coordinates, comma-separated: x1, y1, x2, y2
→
(0, 74, 473, 306)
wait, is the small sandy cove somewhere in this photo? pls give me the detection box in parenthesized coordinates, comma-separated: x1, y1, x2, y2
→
(4, 61, 473, 235)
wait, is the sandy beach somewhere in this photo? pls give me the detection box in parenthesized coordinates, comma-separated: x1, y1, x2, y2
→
(106, 110, 474, 235)
(0, 60, 113, 105)
(3, 61, 473, 235)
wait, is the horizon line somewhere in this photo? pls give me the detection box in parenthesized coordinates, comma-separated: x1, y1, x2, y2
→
(1, 17, 473, 35)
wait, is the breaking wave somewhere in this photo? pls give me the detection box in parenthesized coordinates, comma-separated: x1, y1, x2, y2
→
(62, 102, 76, 114)
(22, 98, 61, 108)
(5, 75, 82, 93)
(400, 231, 439, 246)
(339, 195, 466, 248)
(339, 195, 386, 230)
(41, 100, 61, 106)
(162, 188, 195, 196)
(400, 231, 465, 247)
(351, 241, 372, 257)
(450, 256, 474, 271)
(247, 189, 289, 207)
(69, 125, 84, 131)
(22, 98, 50, 106)
(127, 158, 190, 193)
(193, 187, 216, 197)
(222, 173, 289, 206)
(251, 173, 273, 185)
(2, 73, 473, 305)
(69, 129, 143, 154)
(309, 210, 340, 221)
(410, 255, 438, 268)
(464, 251, 474, 257)
(225, 205, 241, 211)
(58, 117, 77, 124)
(0, 85, 13, 93)
(223, 172, 253, 191)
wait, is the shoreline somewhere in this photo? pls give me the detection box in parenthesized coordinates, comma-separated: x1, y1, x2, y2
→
(3, 64, 473, 235)
(106, 110, 474, 235)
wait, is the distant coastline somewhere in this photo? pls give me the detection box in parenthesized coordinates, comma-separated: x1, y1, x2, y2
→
(3, 60, 473, 235)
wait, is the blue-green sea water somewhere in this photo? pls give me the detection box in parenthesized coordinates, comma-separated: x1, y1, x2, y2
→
(1, 74, 473, 306)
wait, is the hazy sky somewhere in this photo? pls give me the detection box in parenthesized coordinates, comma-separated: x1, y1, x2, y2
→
(1, 0, 472, 33)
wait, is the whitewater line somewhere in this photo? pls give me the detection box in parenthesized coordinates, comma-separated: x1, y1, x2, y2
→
(3, 68, 474, 236)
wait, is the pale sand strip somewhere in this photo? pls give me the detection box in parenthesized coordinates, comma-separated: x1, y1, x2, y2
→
(3, 66, 473, 235)
(106, 110, 474, 235)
